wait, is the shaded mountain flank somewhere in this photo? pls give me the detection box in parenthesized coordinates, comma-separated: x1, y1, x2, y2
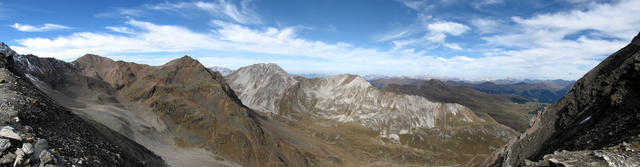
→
(0, 43, 166, 166)
(484, 33, 640, 166)
(445, 80, 574, 103)
(227, 63, 518, 166)
(379, 79, 543, 132)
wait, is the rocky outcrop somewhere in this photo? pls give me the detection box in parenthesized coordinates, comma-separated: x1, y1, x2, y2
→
(487, 32, 640, 166)
(0, 43, 167, 166)
(523, 141, 640, 167)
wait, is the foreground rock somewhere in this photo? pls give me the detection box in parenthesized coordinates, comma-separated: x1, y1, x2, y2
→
(485, 33, 640, 166)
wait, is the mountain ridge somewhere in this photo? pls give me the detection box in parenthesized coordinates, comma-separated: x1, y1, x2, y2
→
(380, 78, 541, 132)
(486, 32, 640, 166)
(227, 62, 519, 165)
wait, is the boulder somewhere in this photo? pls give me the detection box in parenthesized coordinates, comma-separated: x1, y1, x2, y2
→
(0, 126, 22, 141)
(22, 143, 33, 155)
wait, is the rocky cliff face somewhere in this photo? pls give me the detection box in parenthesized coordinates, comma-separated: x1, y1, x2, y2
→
(228, 63, 519, 165)
(487, 33, 640, 166)
(0, 43, 166, 166)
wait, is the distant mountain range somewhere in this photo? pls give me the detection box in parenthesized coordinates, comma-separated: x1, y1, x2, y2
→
(209, 66, 234, 76)
(363, 74, 575, 86)
(445, 80, 574, 103)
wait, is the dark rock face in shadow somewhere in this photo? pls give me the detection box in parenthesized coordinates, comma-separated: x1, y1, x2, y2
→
(487, 32, 640, 166)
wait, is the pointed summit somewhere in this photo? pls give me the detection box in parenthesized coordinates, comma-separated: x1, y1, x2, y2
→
(0, 42, 18, 57)
(163, 55, 205, 69)
(226, 63, 298, 114)
(632, 32, 640, 45)
(76, 54, 113, 62)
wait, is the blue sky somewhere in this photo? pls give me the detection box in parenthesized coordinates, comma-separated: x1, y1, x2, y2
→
(0, 0, 639, 80)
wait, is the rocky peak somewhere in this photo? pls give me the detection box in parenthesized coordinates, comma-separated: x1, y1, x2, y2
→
(0, 42, 18, 58)
(323, 74, 372, 89)
(74, 54, 115, 65)
(632, 32, 640, 45)
(235, 63, 289, 76)
(226, 63, 298, 114)
(163, 55, 202, 68)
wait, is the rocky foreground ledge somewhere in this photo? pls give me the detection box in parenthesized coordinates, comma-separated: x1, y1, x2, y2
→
(0, 125, 56, 167)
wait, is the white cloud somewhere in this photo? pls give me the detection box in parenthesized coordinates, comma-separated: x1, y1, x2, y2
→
(427, 21, 470, 36)
(10, 0, 640, 80)
(11, 23, 70, 32)
(389, 20, 470, 49)
(476, 0, 639, 78)
(105, 26, 136, 34)
(148, 0, 261, 24)
(509, 0, 640, 40)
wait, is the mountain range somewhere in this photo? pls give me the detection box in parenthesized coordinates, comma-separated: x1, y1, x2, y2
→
(227, 63, 517, 165)
(376, 78, 542, 132)
(209, 66, 234, 76)
(0, 32, 638, 166)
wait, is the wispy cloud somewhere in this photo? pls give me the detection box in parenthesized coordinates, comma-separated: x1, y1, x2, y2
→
(470, 18, 501, 34)
(472, 0, 504, 10)
(148, 0, 261, 24)
(389, 20, 470, 50)
(11, 23, 70, 32)
(95, 8, 145, 18)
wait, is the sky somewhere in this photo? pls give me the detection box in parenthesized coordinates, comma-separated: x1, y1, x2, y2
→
(0, 0, 639, 80)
